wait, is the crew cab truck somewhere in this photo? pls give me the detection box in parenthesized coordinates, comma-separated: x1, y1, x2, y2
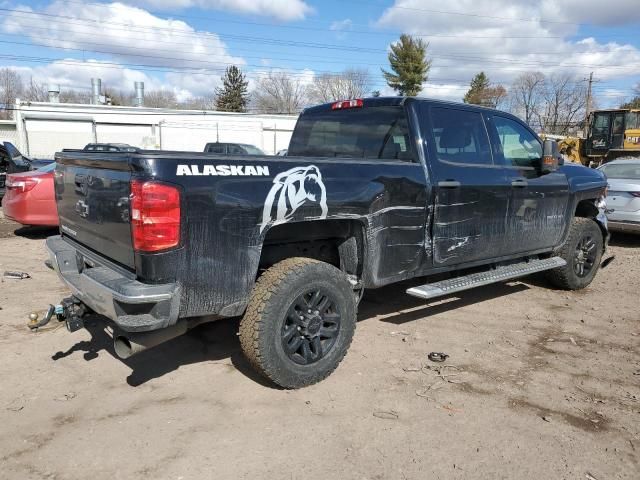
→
(44, 97, 609, 388)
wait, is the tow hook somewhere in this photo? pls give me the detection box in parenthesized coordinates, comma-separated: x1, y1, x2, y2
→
(28, 296, 87, 332)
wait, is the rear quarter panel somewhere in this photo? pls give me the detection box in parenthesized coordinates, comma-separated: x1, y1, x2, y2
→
(142, 154, 430, 318)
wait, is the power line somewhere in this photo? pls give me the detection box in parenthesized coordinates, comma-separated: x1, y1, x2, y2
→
(0, 53, 627, 95)
(0, 37, 631, 83)
(2, 6, 639, 68)
(25, 0, 633, 34)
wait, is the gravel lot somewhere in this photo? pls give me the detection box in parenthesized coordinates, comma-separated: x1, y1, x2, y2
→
(0, 212, 638, 480)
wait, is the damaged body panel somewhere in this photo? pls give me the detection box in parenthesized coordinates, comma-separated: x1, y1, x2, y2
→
(46, 96, 608, 376)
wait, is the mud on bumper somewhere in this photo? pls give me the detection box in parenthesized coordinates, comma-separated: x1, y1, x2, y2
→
(46, 236, 180, 332)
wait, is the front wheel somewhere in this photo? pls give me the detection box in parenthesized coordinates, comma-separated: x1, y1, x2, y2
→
(546, 217, 603, 290)
(239, 257, 357, 388)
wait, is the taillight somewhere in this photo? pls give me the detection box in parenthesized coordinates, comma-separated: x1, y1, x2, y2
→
(331, 99, 364, 110)
(6, 177, 38, 193)
(130, 180, 181, 252)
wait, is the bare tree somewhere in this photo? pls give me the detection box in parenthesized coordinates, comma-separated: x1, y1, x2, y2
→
(59, 89, 92, 104)
(307, 68, 371, 104)
(144, 89, 178, 108)
(104, 87, 132, 106)
(537, 74, 586, 135)
(24, 77, 48, 102)
(487, 85, 508, 110)
(510, 72, 545, 126)
(0, 68, 24, 119)
(182, 96, 214, 110)
(252, 71, 308, 114)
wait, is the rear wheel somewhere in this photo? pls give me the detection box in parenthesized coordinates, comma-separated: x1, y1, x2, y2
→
(239, 257, 356, 388)
(546, 217, 603, 290)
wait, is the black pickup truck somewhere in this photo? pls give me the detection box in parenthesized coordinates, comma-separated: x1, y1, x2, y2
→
(44, 97, 609, 388)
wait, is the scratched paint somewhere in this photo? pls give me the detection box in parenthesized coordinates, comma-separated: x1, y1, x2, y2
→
(51, 108, 607, 326)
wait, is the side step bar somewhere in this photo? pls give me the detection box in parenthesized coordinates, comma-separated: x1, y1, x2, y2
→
(406, 256, 566, 301)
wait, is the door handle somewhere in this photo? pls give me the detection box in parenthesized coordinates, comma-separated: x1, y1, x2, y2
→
(511, 179, 528, 188)
(437, 180, 461, 189)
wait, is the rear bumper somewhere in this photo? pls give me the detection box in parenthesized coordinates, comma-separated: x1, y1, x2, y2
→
(608, 220, 640, 234)
(1, 193, 59, 226)
(46, 235, 181, 332)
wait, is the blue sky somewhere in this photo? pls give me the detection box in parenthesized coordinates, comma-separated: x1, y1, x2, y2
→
(1, 0, 639, 107)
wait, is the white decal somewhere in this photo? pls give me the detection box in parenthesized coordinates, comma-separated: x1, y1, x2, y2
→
(176, 165, 270, 176)
(61, 224, 77, 237)
(260, 165, 328, 233)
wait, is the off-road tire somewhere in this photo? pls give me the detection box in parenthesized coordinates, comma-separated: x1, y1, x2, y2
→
(239, 257, 357, 389)
(546, 217, 603, 290)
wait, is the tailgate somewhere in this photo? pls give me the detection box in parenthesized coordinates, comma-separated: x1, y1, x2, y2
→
(55, 153, 135, 268)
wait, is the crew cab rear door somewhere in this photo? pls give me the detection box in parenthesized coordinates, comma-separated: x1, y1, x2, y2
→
(487, 115, 570, 254)
(421, 105, 511, 265)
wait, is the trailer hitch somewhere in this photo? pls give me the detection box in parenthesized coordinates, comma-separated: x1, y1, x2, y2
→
(28, 296, 88, 332)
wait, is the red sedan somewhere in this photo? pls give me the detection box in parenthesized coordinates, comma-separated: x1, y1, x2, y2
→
(1, 163, 58, 226)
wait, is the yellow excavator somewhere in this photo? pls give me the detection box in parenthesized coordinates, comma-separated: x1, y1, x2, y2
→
(553, 108, 640, 166)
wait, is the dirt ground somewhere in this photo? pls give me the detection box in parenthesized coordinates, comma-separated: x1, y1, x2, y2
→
(0, 212, 638, 480)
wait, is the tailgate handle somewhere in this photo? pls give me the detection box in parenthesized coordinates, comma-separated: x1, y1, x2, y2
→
(511, 179, 528, 188)
(438, 180, 461, 189)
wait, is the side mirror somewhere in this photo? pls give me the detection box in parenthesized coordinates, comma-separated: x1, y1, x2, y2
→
(541, 138, 560, 174)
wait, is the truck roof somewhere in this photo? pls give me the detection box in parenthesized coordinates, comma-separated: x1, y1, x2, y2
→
(303, 96, 519, 115)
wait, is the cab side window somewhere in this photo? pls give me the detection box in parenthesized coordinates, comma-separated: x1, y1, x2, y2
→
(430, 107, 493, 166)
(492, 116, 542, 169)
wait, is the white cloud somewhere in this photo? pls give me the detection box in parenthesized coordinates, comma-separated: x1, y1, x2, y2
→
(377, 0, 640, 102)
(539, 0, 640, 27)
(329, 18, 352, 40)
(2, 1, 244, 70)
(10, 59, 221, 102)
(129, 0, 313, 22)
(10, 59, 160, 92)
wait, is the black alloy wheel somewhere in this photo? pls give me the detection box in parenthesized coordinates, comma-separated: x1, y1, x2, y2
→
(281, 289, 341, 365)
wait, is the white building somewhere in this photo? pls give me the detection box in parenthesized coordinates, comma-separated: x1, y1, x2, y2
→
(6, 101, 298, 158)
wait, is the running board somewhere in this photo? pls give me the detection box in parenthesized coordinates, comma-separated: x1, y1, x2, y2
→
(406, 257, 566, 301)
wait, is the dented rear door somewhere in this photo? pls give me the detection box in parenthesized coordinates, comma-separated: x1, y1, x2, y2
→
(421, 105, 511, 266)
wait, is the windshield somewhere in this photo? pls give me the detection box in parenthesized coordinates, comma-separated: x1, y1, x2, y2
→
(600, 163, 640, 180)
(3, 142, 31, 167)
(591, 112, 611, 136)
(625, 112, 640, 130)
(37, 162, 57, 173)
(289, 106, 415, 161)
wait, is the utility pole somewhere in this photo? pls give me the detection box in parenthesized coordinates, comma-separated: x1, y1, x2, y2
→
(584, 72, 594, 137)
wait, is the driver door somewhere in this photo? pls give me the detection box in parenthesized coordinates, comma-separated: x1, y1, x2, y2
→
(488, 115, 570, 254)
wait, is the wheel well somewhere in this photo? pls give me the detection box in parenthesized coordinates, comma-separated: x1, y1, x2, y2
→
(259, 220, 365, 276)
(575, 199, 599, 219)
(574, 199, 608, 245)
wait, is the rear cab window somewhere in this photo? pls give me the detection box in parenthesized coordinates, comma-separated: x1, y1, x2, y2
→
(288, 105, 416, 162)
(205, 144, 226, 154)
(600, 163, 640, 179)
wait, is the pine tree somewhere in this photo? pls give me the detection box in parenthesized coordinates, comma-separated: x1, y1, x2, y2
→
(464, 72, 507, 108)
(464, 72, 491, 105)
(382, 34, 431, 96)
(215, 66, 249, 112)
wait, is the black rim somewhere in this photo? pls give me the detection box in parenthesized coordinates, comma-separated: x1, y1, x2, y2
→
(281, 289, 341, 365)
(573, 234, 598, 278)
